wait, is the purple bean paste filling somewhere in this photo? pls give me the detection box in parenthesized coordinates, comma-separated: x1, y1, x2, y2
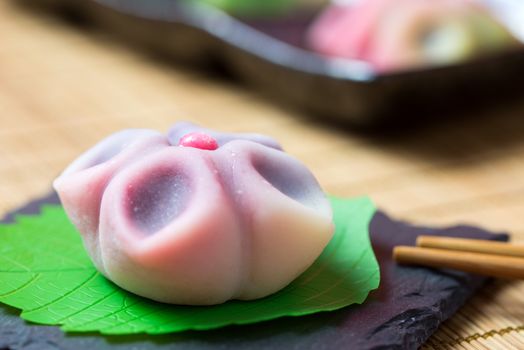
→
(253, 157, 323, 212)
(127, 171, 191, 235)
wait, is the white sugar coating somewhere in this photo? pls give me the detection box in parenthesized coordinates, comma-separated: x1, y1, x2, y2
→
(55, 127, 334, 305)
(127, 172, 191, 235)
(61, 129, 159, 176)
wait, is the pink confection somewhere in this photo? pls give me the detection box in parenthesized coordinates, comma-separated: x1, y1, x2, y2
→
(366, 0, 493, 70)
(308, 0, 519, 71)
(307, 0, 391, 61)
(54, 127, 333, 305)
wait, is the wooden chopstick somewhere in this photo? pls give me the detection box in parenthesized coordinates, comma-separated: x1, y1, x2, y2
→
(393, 236, 524, 279)
(417, 236, 524, 258)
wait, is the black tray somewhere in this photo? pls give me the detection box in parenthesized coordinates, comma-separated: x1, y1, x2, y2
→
(17, 0, 524, 126)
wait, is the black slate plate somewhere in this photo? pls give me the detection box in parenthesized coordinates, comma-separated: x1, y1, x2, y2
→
(16, 0, 524, 127)
(0, 192, 508, 350)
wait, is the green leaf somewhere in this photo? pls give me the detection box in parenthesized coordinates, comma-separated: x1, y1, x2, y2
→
(0, 197, 379, 334)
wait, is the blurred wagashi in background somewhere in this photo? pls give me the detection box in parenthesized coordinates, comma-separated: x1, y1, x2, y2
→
(308, 0, 521, 71)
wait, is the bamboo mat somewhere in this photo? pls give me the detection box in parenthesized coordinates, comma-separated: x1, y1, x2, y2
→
(1, 1, 524, 348)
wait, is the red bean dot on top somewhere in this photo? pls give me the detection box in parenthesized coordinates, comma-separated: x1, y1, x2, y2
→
(178, 132, 219, 150)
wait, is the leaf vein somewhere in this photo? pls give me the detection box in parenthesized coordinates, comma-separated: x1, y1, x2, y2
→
(0, 273, 40, 298)
(24, 271, 100, 313)
(101, 303, 168, 332)
(70, 298, 145, 331)
(0, 268, 94, 273)
(56, 288, 121, 324)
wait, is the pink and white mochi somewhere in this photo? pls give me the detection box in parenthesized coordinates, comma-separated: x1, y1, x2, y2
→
(53, 123, 334, 305)
(308, 0, 519, 71)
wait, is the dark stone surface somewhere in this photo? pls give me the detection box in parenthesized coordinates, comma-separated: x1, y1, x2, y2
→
(0, 193, 508, 350)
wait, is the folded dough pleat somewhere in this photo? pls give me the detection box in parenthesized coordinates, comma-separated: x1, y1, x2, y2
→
(214, 140, 333, 300)
(98, 147, 243, 305)
(53, 130, 167, 272)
